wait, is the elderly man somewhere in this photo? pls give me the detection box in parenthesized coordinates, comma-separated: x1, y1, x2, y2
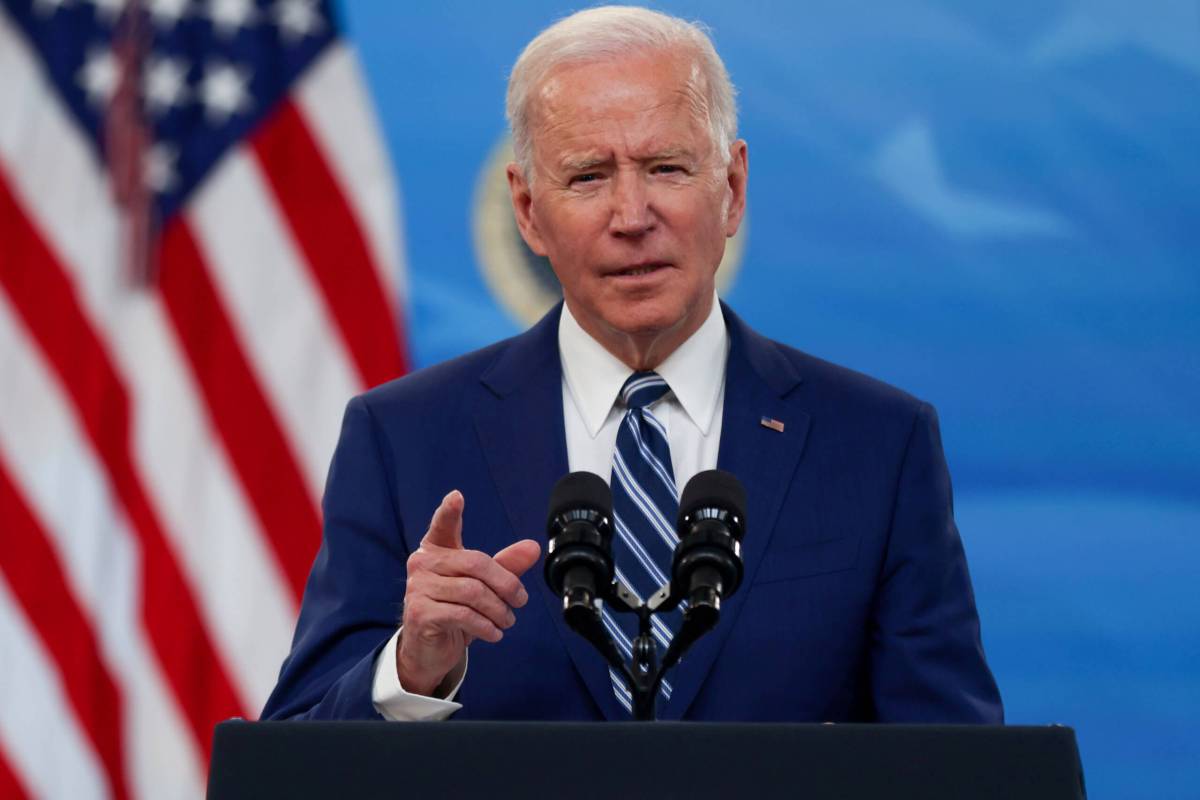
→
(263, 6, 1002, 723)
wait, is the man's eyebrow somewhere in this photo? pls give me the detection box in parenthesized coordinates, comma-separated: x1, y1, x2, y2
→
(560, 155, 611, 173)
(642, 147, 693, 162)
(558, 148, 697, 173)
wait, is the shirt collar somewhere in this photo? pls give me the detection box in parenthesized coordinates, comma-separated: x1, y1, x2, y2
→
(558, 294, 729, 438)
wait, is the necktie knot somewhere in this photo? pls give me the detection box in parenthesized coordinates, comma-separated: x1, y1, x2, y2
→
(620, 371, 670, 411)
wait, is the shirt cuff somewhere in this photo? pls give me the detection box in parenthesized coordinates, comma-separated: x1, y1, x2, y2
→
(371, 627, 466, 721)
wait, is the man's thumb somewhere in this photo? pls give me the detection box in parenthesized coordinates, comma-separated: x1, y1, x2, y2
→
(421, 490, 465, 549)
(493, 539, 542, 578)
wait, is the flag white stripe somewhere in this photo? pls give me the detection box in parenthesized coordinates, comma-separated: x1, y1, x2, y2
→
(0, 575, 110, 800)
(295, 44, 407, 305)
(0, 293, 205, 799)
(188, 148, 362, 498)
(124, 302, 296, 711)
(0, 12, 298, 711)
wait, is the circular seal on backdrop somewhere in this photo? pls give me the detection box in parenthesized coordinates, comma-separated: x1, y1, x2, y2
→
(472, 137, 745, 327)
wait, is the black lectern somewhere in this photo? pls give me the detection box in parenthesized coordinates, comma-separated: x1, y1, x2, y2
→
(207, 721, 1085, 799)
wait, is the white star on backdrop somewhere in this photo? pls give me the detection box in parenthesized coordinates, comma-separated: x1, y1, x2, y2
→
(143, 55, 190, 115)
(273, 0, 323, 43)
(206, 0, 257, 37)
(199, 60, 252, 123)
(78, 48, 119, 106)
(143, 142, 179, 192)
(87, 0, 127, 24)
(147, 0, 191, 28)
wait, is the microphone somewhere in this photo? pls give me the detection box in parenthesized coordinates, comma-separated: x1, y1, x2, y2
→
(541, 469, 747, 721)
(672, 470, 747, 617)
(544, 472, 614, 623)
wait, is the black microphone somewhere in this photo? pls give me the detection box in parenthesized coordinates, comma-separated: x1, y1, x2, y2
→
(672, 470, 747, 616)
(544, 472, 614, 622)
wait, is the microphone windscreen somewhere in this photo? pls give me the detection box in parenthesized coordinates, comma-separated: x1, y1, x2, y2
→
(679, 469, 746, 523)
(547, 471, 612, 524)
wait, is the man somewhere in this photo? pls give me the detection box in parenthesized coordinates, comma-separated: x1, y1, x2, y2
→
(263, 6, 1002, 723)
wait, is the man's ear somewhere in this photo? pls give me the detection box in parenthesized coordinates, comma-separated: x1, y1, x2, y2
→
(506, 163, 548, 256)
(723, 140, 748, 238)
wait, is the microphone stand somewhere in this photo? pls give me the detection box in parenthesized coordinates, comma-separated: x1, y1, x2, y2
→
(562, 579, 722, 721)
(547, 469, 746, 721)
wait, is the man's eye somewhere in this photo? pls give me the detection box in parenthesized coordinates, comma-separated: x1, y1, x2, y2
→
(571, 173, 600, 184)
(653, 164, 683, 175)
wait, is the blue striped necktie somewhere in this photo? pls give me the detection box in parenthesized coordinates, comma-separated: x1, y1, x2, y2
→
(604, 371, 684, 714)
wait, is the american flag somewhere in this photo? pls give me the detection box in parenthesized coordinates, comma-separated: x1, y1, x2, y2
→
(0, 0, 409, 796)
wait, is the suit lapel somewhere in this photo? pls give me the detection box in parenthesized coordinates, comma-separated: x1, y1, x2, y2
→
(472, 306, 626, 720)
(659, 304, 811, 720)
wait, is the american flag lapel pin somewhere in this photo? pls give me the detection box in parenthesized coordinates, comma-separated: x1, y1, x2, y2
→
(760, 416, 785, 433)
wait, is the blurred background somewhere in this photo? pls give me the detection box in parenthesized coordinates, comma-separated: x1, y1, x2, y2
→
(0, 1, 1196, 798)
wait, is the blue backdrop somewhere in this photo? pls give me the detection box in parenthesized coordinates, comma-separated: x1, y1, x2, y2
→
(340, 2, 1199, 797)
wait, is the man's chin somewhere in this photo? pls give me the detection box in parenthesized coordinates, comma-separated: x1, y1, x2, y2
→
(566, 289, 711, 364)
(600, 306, 685, 339)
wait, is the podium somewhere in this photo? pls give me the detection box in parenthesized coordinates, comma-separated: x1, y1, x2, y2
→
(207, 720, 1085, 799)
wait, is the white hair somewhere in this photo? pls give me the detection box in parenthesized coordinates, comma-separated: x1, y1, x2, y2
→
(506, 5, 738, 180)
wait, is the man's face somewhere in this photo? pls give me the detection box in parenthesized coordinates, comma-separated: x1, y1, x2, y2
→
(508, 48, 747, 367)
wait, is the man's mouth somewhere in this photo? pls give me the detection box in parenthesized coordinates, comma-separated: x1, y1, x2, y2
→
(611, 263, 668, 277)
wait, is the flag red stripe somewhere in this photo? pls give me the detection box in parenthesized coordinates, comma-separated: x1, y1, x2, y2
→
(251, 100, 409, 387)
(0, 746, 31, 800)
(0, 460, 132, 800)
(157, 218, 322, 600)
(0, 168, 247, 756)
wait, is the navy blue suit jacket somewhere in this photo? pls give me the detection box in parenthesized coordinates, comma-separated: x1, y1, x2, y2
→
(262, 304, 1002, 723)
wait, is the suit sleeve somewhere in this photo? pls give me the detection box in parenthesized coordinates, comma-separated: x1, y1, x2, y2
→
(260, 395, 408, 720)
(868, 402, 1004, 723)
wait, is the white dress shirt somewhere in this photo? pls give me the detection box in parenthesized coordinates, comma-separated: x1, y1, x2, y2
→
(372, 296, 729, 720)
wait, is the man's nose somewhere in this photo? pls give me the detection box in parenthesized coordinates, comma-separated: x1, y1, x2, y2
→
(608, 172, 654, 237)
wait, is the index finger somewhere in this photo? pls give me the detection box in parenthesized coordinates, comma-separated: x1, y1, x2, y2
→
(421, 490, 464, 550)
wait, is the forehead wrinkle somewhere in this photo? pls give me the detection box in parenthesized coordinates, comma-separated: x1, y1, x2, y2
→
(528, 50, 719, 178)
(678, 64, 715, 151)
(536, 49, 705, 120)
